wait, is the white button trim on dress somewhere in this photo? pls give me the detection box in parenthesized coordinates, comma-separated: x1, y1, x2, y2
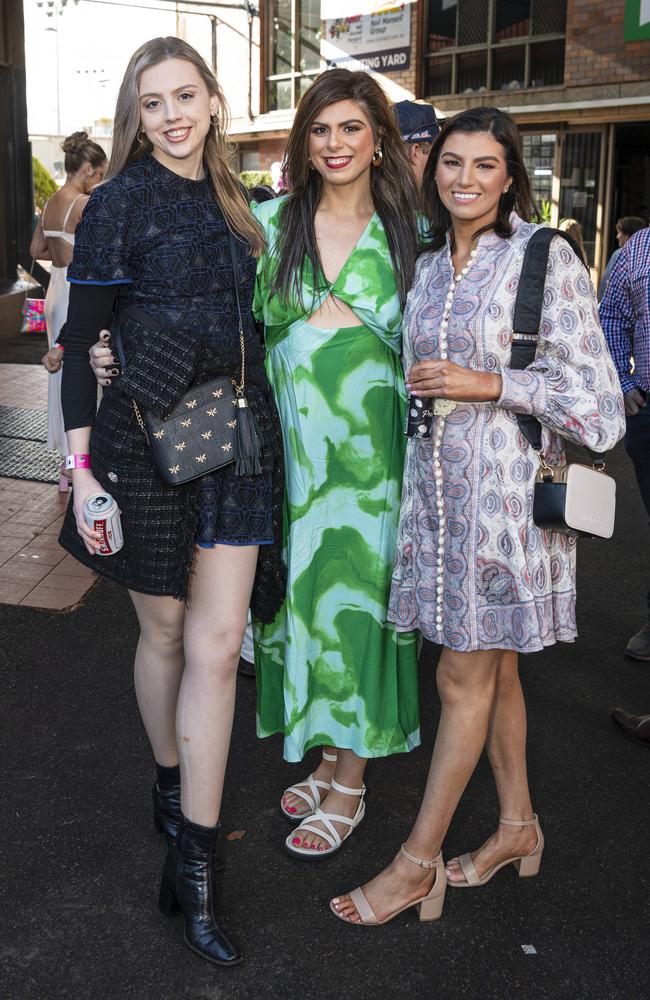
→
(431, 245, 478, 636)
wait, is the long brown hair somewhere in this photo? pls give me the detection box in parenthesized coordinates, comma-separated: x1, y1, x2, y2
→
(61, 131, 107, 174)
(422, 107, 539, 252)
(273, 68, 420, 309)
(106, 36, 263, 256)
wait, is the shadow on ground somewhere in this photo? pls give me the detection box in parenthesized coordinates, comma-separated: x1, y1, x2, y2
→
(1, 445, 647, 1000)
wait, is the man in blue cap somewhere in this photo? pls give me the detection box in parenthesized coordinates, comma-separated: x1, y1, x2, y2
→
(392, 100, 440, 192)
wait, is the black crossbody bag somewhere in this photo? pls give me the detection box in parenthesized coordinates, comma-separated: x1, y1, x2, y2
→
(510, 228, 616, 539)
(114, 232, 261, 486)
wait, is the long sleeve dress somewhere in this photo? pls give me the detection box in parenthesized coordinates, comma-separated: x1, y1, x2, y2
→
(252, 196, 420, 763)
(58, 154, 285, 620)
(389, 216, 625, 653)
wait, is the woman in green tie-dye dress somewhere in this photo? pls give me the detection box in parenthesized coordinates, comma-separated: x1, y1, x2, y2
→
(252, 68, 421, 858)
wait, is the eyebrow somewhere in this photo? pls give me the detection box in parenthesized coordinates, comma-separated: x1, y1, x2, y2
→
(140, 85, 199, 99)
(311, 118, 366, 127)
(441, 152, 501, 163)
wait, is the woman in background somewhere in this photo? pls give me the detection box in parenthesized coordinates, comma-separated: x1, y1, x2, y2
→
(30, 131, 107, 489)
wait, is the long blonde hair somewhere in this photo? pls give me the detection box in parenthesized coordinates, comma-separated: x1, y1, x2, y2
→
(107, 36, 264, 256)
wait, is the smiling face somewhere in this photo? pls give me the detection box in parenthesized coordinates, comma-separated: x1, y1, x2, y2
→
(307, 99, 377, 188)
(434, 130, 511, 231)
(138, 57, 217, 174)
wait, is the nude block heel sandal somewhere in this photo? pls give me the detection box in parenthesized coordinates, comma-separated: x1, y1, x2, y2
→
(280, 750, 338, 822)
(330, 844, 446, 926)
(449, 814, 544, 888)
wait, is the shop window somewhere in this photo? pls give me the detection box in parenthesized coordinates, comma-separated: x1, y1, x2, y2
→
(266, 0, 322, 111)
(427, 0, 457, 50)
(457, 50, 487, 93)
(422, 0, 566, 97)
(530, 39, 565, 88)
(559, 132, 602, 266)
(425, 55, 454, 96)
(492, 44, 525, 90)
(495, 0, 530, 41)
(522, 132, 557, 220)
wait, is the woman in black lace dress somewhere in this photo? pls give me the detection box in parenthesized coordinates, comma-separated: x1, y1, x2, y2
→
(59, 37, 284, 967)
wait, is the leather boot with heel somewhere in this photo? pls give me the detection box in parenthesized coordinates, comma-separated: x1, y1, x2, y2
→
(158, 816, 242, 967)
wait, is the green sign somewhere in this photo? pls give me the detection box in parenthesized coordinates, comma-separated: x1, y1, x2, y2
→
(625, 0, 650, 41)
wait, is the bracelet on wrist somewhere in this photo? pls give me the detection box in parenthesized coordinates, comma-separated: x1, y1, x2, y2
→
(54, 343, 64, 352)
(65, 453, 91, 471)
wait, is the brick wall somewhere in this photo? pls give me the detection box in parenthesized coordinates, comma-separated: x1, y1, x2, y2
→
(565, 0, 650, 86)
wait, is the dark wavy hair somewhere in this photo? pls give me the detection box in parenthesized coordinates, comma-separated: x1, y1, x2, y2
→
(422, 107, 539, 252)
(272, 68, 420, 309)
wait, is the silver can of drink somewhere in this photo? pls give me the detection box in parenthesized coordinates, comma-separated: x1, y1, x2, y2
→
(83, 492, 124, 556)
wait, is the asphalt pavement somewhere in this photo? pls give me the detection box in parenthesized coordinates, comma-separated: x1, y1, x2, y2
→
(1, 443, 648, 1000)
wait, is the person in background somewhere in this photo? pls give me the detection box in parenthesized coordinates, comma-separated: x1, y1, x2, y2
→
(29, 131, 107, 490)
(559, 217, 588, 267)
(598, 216, 647, 301)
(601, 226, 650, 744)
(392, 100, 439, 193)
(249, 183, 276, 205)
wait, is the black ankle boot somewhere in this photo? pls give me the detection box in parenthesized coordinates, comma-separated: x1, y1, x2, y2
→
(152, 782, 182, 844)
(158, 816, 242, 967)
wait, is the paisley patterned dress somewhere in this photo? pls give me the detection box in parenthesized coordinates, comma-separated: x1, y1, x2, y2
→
(389, 216, 625, 653)
(252, 196, 420, 762)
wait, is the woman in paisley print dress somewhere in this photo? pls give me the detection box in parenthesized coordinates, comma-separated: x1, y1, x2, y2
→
(331, 108, 625, 926)
(253, 70, 422, 858)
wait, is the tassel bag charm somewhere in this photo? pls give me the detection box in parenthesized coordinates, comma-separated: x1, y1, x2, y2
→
(233, 322, 262, 477)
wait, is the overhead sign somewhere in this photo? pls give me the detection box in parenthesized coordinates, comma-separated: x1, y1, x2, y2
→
(321, 2, 412, 75)
(625, 0, 650, 40)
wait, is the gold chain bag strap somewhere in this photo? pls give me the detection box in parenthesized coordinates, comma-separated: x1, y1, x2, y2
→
(130, 231, 262, 486)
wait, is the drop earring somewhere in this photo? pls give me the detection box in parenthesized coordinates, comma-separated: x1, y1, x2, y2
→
(372, 146, 383, 167)
(210, 113, 219, 127)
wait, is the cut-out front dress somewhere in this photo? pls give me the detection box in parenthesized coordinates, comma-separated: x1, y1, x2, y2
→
(252, 196, 420, 763)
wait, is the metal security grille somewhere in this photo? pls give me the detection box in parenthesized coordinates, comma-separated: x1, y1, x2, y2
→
(532, 0, 567, 35)
(424, 0, 567, 98)
(457, 0, 489, 46)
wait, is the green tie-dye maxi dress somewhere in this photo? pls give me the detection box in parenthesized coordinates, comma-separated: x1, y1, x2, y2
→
(252, 196, 420, 763)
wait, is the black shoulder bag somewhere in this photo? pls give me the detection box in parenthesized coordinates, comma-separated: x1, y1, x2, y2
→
(510, 228, 616, 539)
(117, 232, 262, 486)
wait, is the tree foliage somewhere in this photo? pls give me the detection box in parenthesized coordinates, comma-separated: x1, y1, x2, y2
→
(32, 156, 57, 212)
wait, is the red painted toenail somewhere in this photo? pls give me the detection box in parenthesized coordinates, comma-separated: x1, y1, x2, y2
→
(288, 806, 296, 813)
(292, 837, 301, 845)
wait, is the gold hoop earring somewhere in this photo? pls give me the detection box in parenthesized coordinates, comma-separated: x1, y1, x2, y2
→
(372, 146, 383, 167)
(137, 129, 146, 146)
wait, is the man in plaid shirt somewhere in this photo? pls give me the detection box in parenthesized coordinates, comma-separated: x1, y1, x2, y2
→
(601, 225, 650, 745)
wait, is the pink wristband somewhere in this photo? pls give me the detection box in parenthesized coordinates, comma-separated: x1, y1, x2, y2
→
(65, 453, 91, 470)
(54, 343, 64, 352)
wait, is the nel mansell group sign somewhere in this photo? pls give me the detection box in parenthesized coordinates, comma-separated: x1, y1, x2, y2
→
(322, 0, 413, 74)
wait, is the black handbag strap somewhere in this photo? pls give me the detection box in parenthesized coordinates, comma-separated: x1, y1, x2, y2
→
(510, 228, 600, 463)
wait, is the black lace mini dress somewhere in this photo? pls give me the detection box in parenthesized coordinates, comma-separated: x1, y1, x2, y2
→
(58, 154, 285, 620)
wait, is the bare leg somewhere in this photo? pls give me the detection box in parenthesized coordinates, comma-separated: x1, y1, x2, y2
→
(178, 544, 258, 827)
(129, 590, 186, 767)
(291, 749, 368, 851)
(333, 646, 501, 922)
(446, 651, 536, 882)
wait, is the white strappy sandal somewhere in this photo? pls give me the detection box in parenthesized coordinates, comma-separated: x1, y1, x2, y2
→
(285, 778, 366, 859)
(280, 750, 338, 822)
